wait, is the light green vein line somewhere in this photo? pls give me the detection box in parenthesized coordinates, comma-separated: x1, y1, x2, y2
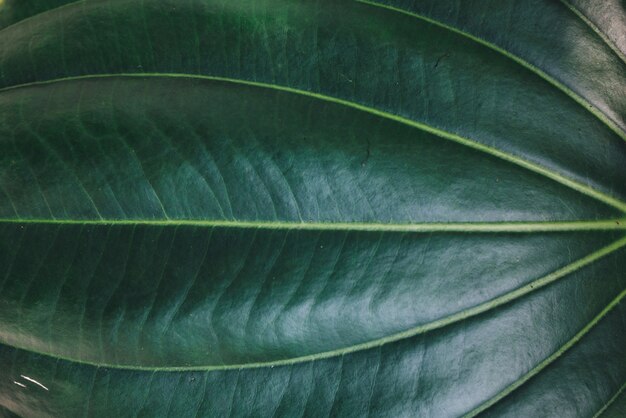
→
(463, 286, 626, 417)
(1, 218, 626, 232)
(594, 381, 626, 418)
(0, 0, 85, 36)
(356, 0, 626, 143)
(2, 235, 625, 372)
(2, 0, 624, 144)
(1, 73, 626, 213)
(559, 0, 626, 66)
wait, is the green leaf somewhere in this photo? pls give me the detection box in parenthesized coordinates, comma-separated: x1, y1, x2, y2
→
(0, 0, 624, 416)
(0, 0, 75, 30)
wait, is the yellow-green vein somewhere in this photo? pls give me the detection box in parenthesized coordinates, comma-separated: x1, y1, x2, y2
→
(0, 0, 85, 35)
(356, 0, 626, 143)
(1, 73, 625, 213)
(1, 218, 626, 233)
(1, 234, 625, 372)
(594, 381, 626, 418)
(559, 0, 626, 66)
(463, 287, 626, 417)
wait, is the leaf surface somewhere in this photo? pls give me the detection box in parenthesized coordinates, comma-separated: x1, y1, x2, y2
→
(0, 0, 625, 416)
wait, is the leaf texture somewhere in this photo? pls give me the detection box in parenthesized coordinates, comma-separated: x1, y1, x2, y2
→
(0, 0, 625, 417)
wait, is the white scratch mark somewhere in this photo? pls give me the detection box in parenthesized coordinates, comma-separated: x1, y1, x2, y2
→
(20, 375, 49, 391)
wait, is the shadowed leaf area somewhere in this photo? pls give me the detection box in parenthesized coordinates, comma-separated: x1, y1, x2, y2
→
(0, 0, 625, 417)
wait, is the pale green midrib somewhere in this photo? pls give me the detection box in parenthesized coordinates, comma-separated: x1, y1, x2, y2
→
(1, 73, 626, 214)
(0, 0, 85, 35)
(2, 218, 626, 232)
(463, 286, 626, 418)
(357, 0, 626, 143)
(594, 381, 626, 418)
(559, 0, 626, 66)
(2, 235, 625, 372)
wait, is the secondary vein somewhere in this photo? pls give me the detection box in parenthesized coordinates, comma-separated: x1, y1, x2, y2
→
(463, 286, 626, 417)
(0, 0, 85, 35)
(1, 234, 625, 372)
(594, 381, 626, 418)
(558, 0, 626, 66)
(1, 73, 625, 213)
(356, 0, 626, 143)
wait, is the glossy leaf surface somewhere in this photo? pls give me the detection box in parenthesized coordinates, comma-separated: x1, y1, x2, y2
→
(0, 0, 625, 416)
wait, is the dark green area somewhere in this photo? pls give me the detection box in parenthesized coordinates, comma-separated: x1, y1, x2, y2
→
(0, 0, 624, 416)
(0, 0, 75, 30)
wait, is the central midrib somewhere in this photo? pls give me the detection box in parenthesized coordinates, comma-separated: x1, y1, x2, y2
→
(1, 218, 626, 232)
